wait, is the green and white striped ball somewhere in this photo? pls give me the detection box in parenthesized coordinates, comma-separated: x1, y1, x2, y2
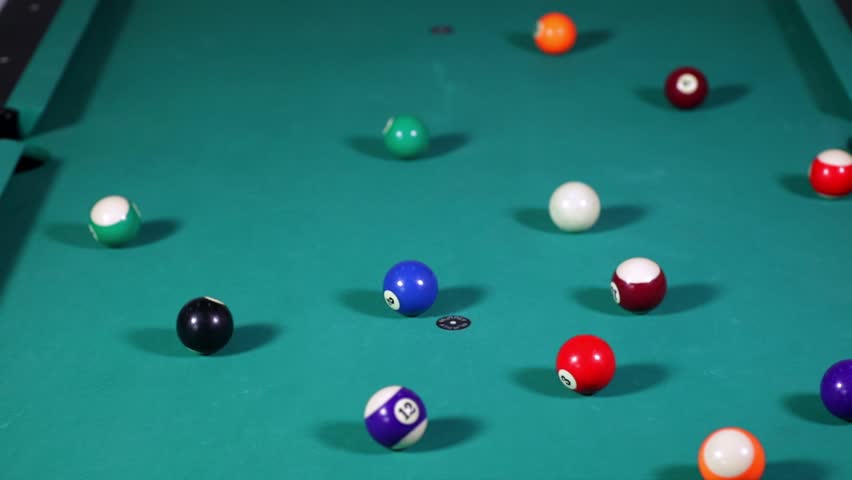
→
(88, 195, 142, 247)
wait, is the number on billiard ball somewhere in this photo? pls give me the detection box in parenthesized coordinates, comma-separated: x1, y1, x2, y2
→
(393, 398, 420, 425)
(364, 386, 429, 450)
(558, 369, 577, 390)
(555, 335, 616, 395)
(610, 282, 620, 304)
(664, 66, 709, 110)
(382, 260, 438, 317)
(610, 257, 667, 313)
(384, 290, 400, 311)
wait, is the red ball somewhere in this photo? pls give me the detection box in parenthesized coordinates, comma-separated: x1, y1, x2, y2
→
(808, 149, 852, 198)
(611, 257, 667, 313)
(555, 334, 616, 395)
(665, 67, 708, 109)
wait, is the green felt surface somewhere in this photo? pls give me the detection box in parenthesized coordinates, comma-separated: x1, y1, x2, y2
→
(0, 1, 851, 479)
(7, 0, 99, 136)
(0, 139, 22, 192)
(796, 0, 852, 105)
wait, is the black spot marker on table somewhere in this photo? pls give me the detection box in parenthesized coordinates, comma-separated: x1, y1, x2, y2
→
(436, 315, 471, 331)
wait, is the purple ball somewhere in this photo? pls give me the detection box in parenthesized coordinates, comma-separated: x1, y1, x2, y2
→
(364, 386, 428, 450)
(820, 359, 852, 421)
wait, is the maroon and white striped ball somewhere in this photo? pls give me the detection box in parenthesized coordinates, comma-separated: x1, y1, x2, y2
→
(610, 257, 667, 313)
(664, 66, 708, 110)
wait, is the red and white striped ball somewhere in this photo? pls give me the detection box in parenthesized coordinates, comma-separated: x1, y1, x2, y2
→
(808, 149, 852, 198)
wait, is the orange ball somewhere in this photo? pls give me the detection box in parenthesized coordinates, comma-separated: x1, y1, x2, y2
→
(698, 427, 765, 480)
(534, 12, 577, 55)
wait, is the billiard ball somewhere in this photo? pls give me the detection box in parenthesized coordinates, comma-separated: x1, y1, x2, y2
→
(364, 385, 428, 450)
(383, 260, 438, 317)
(555, 334, 616, 395)
(610, 257, 667, 313)
(820, 359, 852, 421)
(665, 67, 709, 110)
(176, 296, 234, 355)
(534, 12, 577, 55)
(548, 181, 601, 232)
(808, 149, 852, 198)
(698, 427, 765, 480)
(88, 195, 142, 247)
(383, 115, 430, 158)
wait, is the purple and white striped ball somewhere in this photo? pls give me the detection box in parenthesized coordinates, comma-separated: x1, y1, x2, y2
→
(364, 386, 428, 450)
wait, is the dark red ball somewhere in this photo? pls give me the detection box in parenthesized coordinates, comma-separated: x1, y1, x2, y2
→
(610, 257, 667, 313)
(664, 66, 708, 109)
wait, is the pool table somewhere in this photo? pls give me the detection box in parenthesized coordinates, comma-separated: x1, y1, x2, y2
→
(1, 1, 851, 479)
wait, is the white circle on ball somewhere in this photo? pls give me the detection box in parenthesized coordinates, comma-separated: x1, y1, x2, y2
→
(817, 149, 852, 167)
(204, 296, 225, 305)
(393, 397, 420, 425)
(677, 73, 699, 94)
(384, 290, 401, 311)
(557, 369, 578, 390)
(90, 195, 131, 227)
(702, 429, 755, 477)
(610, 282, 621, 304)
(615, 257, 661, 284)
(548, 181, 601, 232)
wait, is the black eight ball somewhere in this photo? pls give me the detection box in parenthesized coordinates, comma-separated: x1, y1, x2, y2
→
(176, 296, 234, 355)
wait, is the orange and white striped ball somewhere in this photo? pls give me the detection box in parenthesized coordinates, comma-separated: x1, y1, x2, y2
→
(698, 427, 765, 480)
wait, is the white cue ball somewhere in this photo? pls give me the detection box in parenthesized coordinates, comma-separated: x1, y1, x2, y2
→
(548, 181, 601, 232)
